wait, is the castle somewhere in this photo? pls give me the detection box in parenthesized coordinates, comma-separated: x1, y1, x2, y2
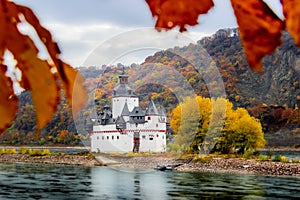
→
(88, 72, 167, 153)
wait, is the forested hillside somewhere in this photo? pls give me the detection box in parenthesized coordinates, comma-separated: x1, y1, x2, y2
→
(2, 29, 299, 147)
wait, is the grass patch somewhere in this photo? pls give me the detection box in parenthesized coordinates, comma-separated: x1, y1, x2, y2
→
(257, 155, 269, 161)
(194, 154, 212, 163)
(0, 148, 17, 154)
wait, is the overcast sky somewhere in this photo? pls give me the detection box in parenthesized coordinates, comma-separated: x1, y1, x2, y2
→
(13, 0, 282, 67)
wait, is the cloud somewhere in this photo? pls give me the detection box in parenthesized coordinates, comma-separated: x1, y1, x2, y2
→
(12, 0, 282, 68)
(82, 28, 200, 66)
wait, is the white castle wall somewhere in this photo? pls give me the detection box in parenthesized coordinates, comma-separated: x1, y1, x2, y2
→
(90, 118, 166, 153)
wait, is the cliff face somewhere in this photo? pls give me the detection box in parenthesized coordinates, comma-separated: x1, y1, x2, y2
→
(200, 30, 300, 108)
(260, 34, 300, 107)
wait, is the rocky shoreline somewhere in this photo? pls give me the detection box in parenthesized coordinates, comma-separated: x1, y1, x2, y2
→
(0, 154, 100, 167)
(175, 158, 300, 176)
(107, 155, 300, 176)
(1, 153, 300, 176)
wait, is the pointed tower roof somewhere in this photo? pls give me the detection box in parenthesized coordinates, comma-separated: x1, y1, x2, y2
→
(116, 115, 126, 124)
(121, 102, 130, 116)
(146, 99, 159, 115)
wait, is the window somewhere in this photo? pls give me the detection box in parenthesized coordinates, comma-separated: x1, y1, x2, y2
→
(112, 136, 114, 140)
(149, 137, 153, 141)
(107, 136, 109, 140)
(102, 136, 104, 140)
(162, 136, 164, 139)
(97, 136, 99, 140)
(142, 135, 146, 139)
(156, 124, 158, 128)
(117, 136, 119, 139)
(148, 116, 151, 120)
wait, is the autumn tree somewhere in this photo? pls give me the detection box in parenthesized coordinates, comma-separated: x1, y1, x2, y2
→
(2, 0, 300, 136)
(169, 96, 265, 154)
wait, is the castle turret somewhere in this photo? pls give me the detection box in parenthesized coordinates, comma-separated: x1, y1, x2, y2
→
(112, 71, 139, 118)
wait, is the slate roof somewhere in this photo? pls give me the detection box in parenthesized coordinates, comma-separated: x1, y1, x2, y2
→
(112, 83, 136, 97)
(130, 106, 145, 117)
(121, 102, 130, 116)
(146, 99, 159, 115)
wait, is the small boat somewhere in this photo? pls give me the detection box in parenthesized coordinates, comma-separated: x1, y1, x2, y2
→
(154, 163, 183, 171)
(154, 165, 173, 171)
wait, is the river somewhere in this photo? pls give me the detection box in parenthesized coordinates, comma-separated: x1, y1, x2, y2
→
(0, 163, 299, 199)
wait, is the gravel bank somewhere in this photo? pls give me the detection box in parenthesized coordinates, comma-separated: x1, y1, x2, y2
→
(107, 156, 181, 169)
(1, 154, 300, 176)
(175, 158, 300, 176)
(0, 154, 100, 167)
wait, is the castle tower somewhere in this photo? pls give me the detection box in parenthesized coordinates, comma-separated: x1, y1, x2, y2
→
(112, 71, 139, 118)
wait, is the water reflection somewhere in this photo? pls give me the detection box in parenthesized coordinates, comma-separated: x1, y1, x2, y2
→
(90, 167, 168, 199)
(0, 163, 299, 199)
(0, 163, 93, 199)
(165, 172, 300, 199)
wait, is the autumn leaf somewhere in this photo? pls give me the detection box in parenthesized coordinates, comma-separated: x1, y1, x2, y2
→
(230, 0, 284, 73)
(18, 4, 87, 116)
(0, 65, 18, 132)
(61, 62, 87, 115)
(2, 1, 59, 130)
(0, 0, 86, 134)
(17, 5, 66, 82)
(146, 0, 214, 32)
(281, 0, 300, 46)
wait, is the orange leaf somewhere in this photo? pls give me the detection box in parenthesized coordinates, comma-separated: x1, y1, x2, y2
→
(0, 1, 59, 129)
(7, 34, 59, 129)
(0, 65, 18, 133)
(146, 0, 214, 32)
(18, 4, 86, 113)
(281, 0, 300, 45)
(0, 1, 87, 130)
(230, 0, 284, 73)
(61, 62, 87, 115)
(17, 5, 66, 80)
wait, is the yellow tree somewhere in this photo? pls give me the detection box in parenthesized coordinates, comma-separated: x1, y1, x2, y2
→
(216, 106, 265, 154)
(170, 96, 265, 154)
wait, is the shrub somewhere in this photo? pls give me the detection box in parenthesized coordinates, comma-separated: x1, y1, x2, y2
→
(266, 150, 274, 159)
(272, 155, 282, 162)
(257, 155, 269, 161)
(243, 149, 255, 159)
(5, 148, 16, 154)
(280, 156, 287, 163)
(194, 154, 211, 163)
(41, 149, 51, 156)
(18, 147, 28, 154)
(28, 149, 43, 156)
(0, 149, 5, 155)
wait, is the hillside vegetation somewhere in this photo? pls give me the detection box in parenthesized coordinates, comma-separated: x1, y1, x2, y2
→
(2, 29, 299, 147)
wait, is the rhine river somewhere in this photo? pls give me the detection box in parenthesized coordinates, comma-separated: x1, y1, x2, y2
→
(0, 163, 299, 199)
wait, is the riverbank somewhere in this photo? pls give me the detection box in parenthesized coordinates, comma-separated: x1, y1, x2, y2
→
(175, 157, 300, 176)
(0, 152, 300, 176)
(0, 154, 100, 167)
(105, 154, 300, 176)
